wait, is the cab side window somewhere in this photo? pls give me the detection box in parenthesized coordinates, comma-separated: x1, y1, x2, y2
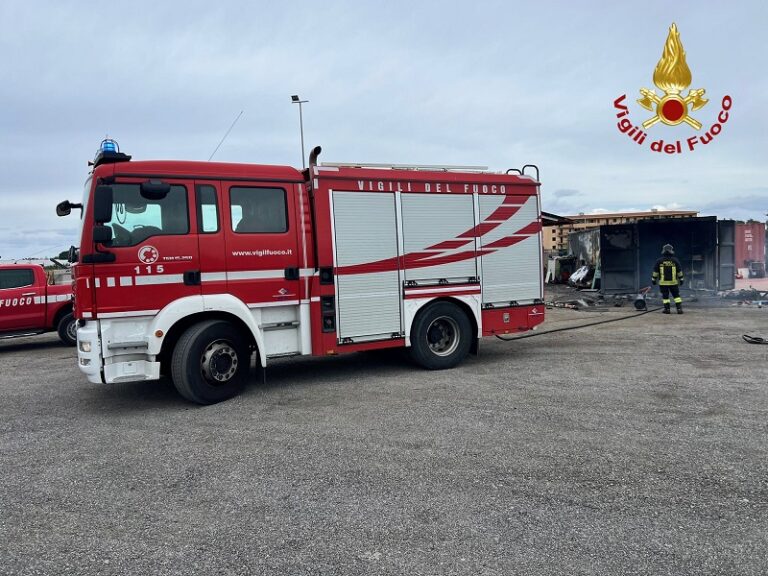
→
(196, 185, 219, 234)
(230, 187, 288, 234)
(0, 269, 34, 290)
(106, 184, 189, 246)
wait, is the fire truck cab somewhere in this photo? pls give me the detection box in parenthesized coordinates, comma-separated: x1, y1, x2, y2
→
(0, 263, 75, 345)
(65, 143, 545, 404)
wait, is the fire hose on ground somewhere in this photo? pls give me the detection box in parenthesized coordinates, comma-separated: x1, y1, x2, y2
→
(495, 304, 664, 341)
(496, 285, 767, 344)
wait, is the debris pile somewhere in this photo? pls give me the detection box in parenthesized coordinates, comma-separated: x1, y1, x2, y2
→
(720, 288, 767, 308)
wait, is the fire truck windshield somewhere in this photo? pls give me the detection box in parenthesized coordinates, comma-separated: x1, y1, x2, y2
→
(79, 176, 92, 237)
(104, 183, 189, 247)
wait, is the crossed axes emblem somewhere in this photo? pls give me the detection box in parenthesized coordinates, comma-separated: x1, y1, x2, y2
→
(637, 88, 708, 130)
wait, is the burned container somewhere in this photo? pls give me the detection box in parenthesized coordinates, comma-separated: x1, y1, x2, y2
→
(576, 217, 735, 294)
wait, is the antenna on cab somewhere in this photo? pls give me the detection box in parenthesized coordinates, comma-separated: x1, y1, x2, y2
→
(208, 110, 244, 161)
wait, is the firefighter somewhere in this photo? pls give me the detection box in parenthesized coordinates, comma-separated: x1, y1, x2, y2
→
(651, 244, 684, 314)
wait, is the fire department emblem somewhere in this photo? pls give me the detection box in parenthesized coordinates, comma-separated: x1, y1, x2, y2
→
(637, 23, 708, 129)
(138, 245, 159, 264)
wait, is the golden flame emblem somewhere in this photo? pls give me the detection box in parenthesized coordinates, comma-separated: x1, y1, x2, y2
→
(637, 23, 708, 129)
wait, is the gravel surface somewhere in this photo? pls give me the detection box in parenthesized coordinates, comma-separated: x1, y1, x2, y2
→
(1, 305, 767, 575)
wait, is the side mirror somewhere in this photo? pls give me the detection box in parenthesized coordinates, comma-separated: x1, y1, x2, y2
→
(56, 201, 72, 217)
(93, 225, 113, 245)
(93, 185, 114, 223)
(56, 200, 83, 217)
(68, 245, 79, 263)
(141, 180, 170, 200)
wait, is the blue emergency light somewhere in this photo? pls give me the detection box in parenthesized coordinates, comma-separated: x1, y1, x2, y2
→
(91, 138, 131, 167)
(100, 138, 119, 153)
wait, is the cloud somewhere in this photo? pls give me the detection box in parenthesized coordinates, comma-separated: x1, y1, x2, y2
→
(699, 195, 768, 221)
(0, 226, 77, 260)
(650, 203, 685, 211)
(700, 194, 768, 212)
(552, 189, 582, 198)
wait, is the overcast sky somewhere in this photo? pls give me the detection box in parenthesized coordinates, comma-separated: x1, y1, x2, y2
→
(1, 1, 766, 260)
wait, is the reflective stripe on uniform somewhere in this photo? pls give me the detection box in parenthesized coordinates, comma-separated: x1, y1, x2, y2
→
(659, 261, 679, 286)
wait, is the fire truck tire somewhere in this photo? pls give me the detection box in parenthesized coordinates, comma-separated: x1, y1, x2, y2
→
(171, 320, 250, 405)
(409, 301, 472, 370)
(57, 313, 77, 346)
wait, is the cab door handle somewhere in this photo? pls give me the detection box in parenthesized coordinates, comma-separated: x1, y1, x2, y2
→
(183, 270, 201, 286)
(284, 267, 299, 280)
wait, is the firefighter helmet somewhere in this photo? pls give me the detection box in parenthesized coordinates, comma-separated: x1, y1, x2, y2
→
(662, 244, 674, 255)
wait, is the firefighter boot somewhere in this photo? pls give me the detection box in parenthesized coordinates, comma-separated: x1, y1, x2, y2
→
(663, 304, 671, 314)
(676, 303, 683, 314)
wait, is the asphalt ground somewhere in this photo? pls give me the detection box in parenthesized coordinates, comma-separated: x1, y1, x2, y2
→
(1, 303, 767, 575)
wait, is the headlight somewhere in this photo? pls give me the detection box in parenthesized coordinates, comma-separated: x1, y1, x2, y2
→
(79, 341, 92, 353)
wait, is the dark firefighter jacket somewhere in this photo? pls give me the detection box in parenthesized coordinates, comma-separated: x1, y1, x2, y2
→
(652, 256, 684, 286)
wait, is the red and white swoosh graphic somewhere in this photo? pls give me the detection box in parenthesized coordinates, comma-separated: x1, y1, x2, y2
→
(337, 196, 541, 275)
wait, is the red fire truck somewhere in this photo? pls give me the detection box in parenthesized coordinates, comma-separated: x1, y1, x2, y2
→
(59, 142, 545, 404)
(0, 263, 76, 345)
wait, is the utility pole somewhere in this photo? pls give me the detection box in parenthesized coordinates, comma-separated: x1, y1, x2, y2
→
(291, 95, 308, 169)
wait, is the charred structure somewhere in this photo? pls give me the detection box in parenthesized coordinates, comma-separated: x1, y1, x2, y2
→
(568, 217, 735, 294)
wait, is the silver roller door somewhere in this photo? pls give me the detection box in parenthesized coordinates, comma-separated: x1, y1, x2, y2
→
(401, 193, 477, 284)
(333, 191, 402, 340)
(479, 195, 542, 305)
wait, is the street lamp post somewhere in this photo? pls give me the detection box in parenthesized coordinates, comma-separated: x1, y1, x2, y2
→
(291, 95, 308, 169)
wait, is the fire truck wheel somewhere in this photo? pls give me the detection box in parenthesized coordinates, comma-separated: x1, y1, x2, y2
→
(57, 313, 77, 346)
(171, 320, 250, 404)
(409, 301, 471, 370)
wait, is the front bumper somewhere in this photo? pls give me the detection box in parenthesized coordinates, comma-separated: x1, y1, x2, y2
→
(76, 322, 103, 384)
(77, 320, 161, 384)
